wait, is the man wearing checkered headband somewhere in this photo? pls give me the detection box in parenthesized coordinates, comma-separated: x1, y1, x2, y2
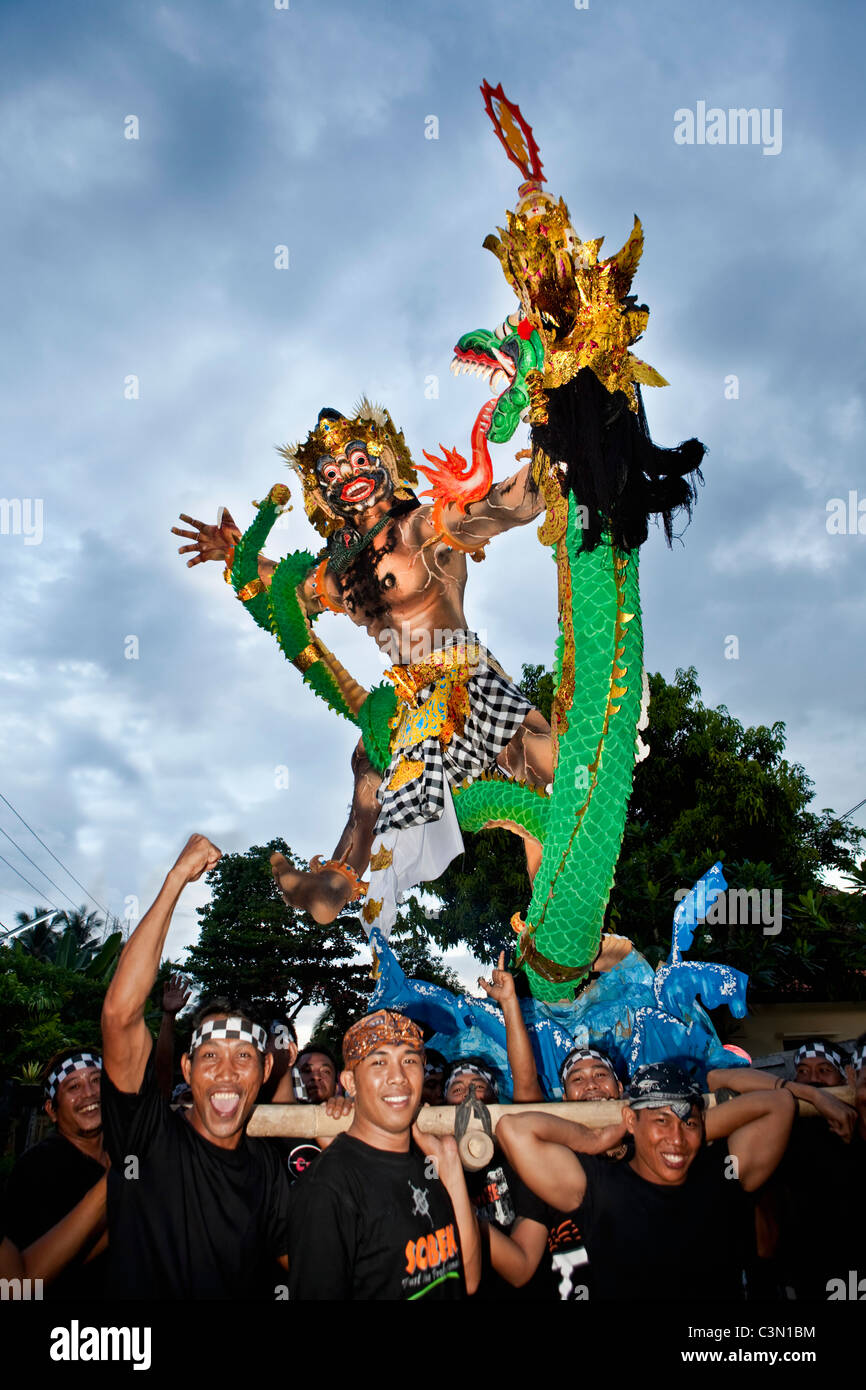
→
(498, 1062, 797, 1301)
(100, 833, 292, 1299)
(287, 1009, 481, 1300)
(3, 1047, 108, 1298)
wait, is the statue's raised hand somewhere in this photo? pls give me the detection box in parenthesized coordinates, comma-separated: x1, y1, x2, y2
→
(172, 507, 241, 568)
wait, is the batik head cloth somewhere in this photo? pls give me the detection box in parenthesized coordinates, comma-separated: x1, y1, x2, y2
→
(625, 1064, 704, 1120)
(794, 1041, 845, 1074)
(851, 1043, 866, 1075)
(189, 1015, 267, 1054)
(443, 1060, 498, 1097)
(342, 1010, 424, 1069)
(45, 1052, 102, 1100)
(559, 1046, 616, 1090)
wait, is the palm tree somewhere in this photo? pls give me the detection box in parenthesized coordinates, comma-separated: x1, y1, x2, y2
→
(8, 906, 64, 959)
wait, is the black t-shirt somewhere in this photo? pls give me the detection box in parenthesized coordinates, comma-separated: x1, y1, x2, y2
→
(465, 1154, 552, 1300)
(3, 1130, 107, 1299)
(577, 1141, 753, 1301)
(101, 1044, 291, 1300)
(546, 1146, 630, 1301)
(287, 1132, 465, 1300)
(774, 1121, 866, 1299)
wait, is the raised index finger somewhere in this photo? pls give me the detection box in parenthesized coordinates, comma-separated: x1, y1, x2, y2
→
(178, 513, 206, 530)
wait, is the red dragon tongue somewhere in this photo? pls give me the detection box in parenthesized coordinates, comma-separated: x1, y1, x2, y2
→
(467, 397, 496, 502)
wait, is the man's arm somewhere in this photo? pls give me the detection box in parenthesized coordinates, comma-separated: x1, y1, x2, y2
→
(707, 1065, 857, 1141)
(477, 953, 544, 1102)
(20, 1177, 108, 1285)
(705, 1088, 796, 1192)
(155, 972, 192, 1099)
(412, 1127, 481, 1296)
(497, 1111, 627, 1213)
(486, 1216, 549, 1288)
(102, 835, 221, 1093)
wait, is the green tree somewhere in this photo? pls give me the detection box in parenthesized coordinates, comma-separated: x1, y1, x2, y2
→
(0, 951, 107, 1078)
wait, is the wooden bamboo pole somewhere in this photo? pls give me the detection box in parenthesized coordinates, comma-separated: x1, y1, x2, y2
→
(248, 1085, 855, 1171)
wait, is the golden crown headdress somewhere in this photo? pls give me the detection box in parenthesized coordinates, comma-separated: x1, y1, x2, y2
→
(481, 80, 667, 411)
(278, 398, 418, 537)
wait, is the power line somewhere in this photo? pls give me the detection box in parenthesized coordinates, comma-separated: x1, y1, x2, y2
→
(0, 824, 80, 912)
(839, 797, 866, 822)
(0, 790, 110, 917)
(0, 851, 65, 917)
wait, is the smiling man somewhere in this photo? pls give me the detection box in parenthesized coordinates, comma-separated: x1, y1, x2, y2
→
(3, 1048, 108, 1299)
(100, 834, 292, 1299)
(287, 1009, 481, 1300)
(498, 1062, 796, 1301)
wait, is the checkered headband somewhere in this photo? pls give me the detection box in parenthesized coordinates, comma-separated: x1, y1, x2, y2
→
(45, 1052, 102, 1100)
(794, 1041, 845, 1073)
(849, 1043, 865, 1075)
(189, 1016, 267, 1053)
(443, 1061, 498, 1097)
(559, 1047, 615, 1090)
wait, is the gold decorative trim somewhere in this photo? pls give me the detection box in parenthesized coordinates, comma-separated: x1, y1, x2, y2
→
(369, 845, 393, 873)
(387, 757, 424, 791)
(292, 643, 321, 672)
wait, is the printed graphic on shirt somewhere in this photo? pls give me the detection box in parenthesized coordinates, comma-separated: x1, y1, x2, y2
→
(548, 1215, 589, 1301)
(408, 1180, 431, 1219)
(401, 1182, 461, 1298)
(470, 1166, 516, 1227)
(287, 1142, 321, 1183)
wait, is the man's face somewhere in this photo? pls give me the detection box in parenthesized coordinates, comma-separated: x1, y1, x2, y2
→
(182, 1025, 271, 1149)
(625, 1104, 704, 1186)
(795, 1055, 844, 1088)
(343, 1044, 424, 1136)
(47, 1066, 102, 1140)
(564, 1058, 621, 1102)
(315, 441, 393, 520)
(444, 1070, 496, 1106)
(299, 1051, 337, 1102)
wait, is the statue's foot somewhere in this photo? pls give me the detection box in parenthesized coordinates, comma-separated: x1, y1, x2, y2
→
(270, 852, 357, 925)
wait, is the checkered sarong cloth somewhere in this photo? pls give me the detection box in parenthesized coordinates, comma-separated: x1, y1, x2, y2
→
(375, 641, 532, 832)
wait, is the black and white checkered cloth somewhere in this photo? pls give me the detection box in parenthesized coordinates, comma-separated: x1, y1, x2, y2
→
(795, 1040, 845, 1072)
(851, 1043, 865, 1075)
(375, 652, 532, 833)
(45, 1051, 101, 1099)
(190, 1015, 267, 1053)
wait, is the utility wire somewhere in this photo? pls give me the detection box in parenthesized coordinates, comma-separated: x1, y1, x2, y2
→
(0, 851, 65, 917)
(0, 790, 110, 916)
(839, 797, 866, 822)
(0, 824, 80, 911)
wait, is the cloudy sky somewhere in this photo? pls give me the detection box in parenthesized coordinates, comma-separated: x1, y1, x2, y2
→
(1, 0, 863, 1039)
